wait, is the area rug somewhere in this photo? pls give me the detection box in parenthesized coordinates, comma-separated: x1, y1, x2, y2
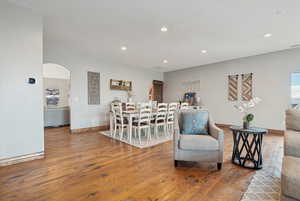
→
(241, 169, 281, 201)
(100, 130, 172, 148)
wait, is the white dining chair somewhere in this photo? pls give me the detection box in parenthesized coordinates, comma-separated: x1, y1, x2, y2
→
(132, 106, 152, 144)
(113, 103, 128, 140)
(111, 102, 123, 137)
(152, 104, 167, 138)
(133, 102, 150, 121)
(168, 102, 178, 112)
(125, 102, 136, 111)
(110, 103, 118, 137)
(180, 102, 189, 110)
(166, 103, 177, 135)
(166, 111, 175, 135)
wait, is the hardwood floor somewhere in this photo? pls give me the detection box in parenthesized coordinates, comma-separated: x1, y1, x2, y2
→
(0, 127, 283, 201)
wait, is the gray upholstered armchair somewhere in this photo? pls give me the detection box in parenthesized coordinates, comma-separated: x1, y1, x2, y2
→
(173, 109, 224, 170)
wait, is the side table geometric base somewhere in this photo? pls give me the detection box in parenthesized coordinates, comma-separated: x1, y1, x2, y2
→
(231, 126, 268, 170)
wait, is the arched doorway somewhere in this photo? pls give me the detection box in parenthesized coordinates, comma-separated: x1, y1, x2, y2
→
(43, 63, 71, 128)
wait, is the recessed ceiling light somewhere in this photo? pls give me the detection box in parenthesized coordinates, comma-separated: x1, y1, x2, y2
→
(121, 46, 127, 51)
(161, 26, 168, 32)
(201, 50, 207, 54)
(163, 59, 168, 64)
(264, 33, 272, 38)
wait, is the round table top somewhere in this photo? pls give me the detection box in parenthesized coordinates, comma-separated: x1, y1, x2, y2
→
(230, 126, 268, 134)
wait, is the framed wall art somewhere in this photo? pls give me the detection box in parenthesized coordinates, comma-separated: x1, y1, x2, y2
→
(110, 79, 132, 91)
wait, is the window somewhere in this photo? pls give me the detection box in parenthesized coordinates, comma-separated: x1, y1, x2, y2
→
(291, 72, 300, 107)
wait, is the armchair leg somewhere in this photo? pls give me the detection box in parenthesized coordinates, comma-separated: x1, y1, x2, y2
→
(217, 163, 222, 170)
(174, 160, 179, 167)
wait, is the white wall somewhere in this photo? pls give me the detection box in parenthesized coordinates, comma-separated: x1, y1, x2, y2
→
(44, 41, 163, 130)
(0, 1, 44, 159)
(164, 48, 300, 130)
(43, 63, 71, 79)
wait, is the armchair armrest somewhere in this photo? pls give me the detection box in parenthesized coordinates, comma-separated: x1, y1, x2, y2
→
(173, 113, 181, 151)
(209, 122, 223, 140)
(209, 121, 224, 163)
(284, 130, 300, 158)
(208, 114, 223, 140)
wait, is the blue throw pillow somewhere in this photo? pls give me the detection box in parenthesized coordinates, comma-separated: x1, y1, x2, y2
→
(181, 111, 209, 135)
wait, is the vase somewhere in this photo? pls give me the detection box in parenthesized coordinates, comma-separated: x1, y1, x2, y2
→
(243, 121, 250, 129)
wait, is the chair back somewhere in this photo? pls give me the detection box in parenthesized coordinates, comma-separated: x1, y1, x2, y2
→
(111, 102, 122, 114)
(125, 102, 135, 111)
(155, 103, 167, 123)
(155, 111, 167, 124)
(168, 102, 178, 112)
(112, 103, 123, 122)
(167, 111, 175, 123)
(180, 102, 189, 110)
(137, 107, 151, 126)
(151, 101, 158, 109)
(157, 103, 168, 112)
(111, 102, 121, 110)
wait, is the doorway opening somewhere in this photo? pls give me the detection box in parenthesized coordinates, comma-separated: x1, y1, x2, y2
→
(43, 63, 71, 128)
(149, 80, 164, 103)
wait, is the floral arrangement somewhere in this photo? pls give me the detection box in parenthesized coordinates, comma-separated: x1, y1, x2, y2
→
(233, 97, 262, 129)
(127, 90, 133, 98)
(127, 90, 134, 102)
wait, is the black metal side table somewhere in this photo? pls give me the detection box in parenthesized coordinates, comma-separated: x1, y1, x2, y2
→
(230, 126, 268, 169)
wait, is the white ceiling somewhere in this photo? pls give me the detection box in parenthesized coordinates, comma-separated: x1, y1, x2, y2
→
(9, 0, 300, 72)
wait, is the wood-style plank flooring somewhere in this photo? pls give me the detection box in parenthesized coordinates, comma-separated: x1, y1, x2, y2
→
(0, 127, 283, 201)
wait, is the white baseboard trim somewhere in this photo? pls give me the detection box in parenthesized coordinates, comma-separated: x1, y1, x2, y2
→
(0, 151, 44, 167)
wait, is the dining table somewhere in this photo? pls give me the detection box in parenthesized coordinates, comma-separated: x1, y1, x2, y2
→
(110, 109, 158, 143)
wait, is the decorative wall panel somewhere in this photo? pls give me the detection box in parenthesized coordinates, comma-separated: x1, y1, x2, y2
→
(88, 72, 100, 105)
(242, 73, 253, 101)
(228, 74, 239, 101)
